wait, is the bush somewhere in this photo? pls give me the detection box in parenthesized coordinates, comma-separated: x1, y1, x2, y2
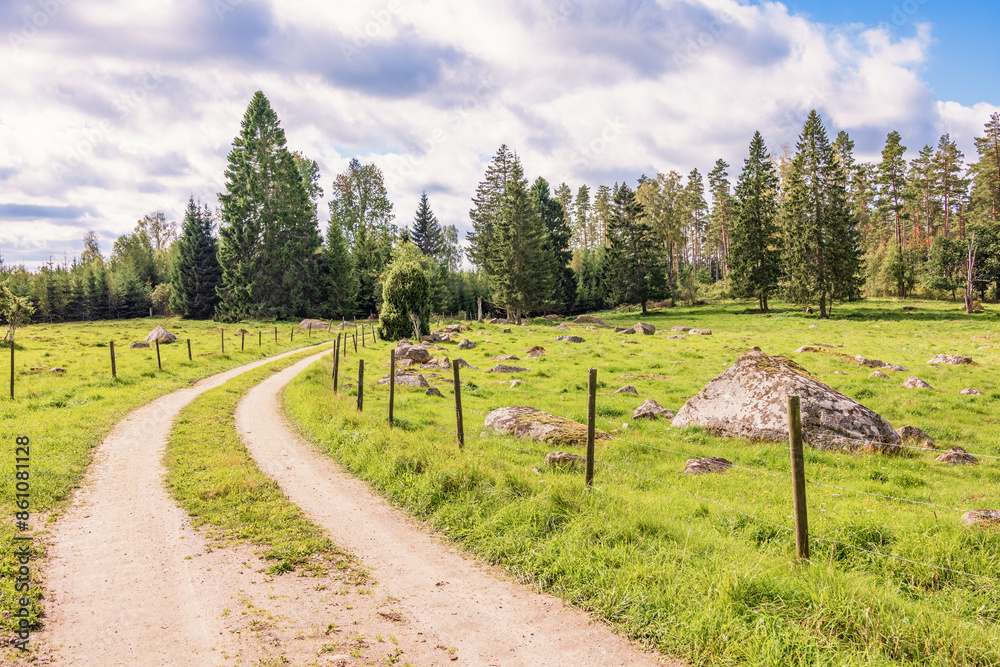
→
(151, 283, 171, 316)
(377, 261, 431, 341)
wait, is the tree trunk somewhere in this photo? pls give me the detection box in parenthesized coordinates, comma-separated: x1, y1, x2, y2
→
(819, 293, 828, 319)
(761, 293, 768, 313)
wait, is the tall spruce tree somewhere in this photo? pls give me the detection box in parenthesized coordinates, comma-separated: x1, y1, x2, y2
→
(876, 130, 908, 247)
(782, 111, 863, 315)
(169, 197, 221, 319)
(467, 145, 514, 269)
(729, 132, 781, 312)
(530, 177, 576, 313)
(707, 159, 734, 281)
(216, 91, 321, 320)
(411, 191, 443, 257)
(932, 134, 969, 239)
(605, 182, 666, 315)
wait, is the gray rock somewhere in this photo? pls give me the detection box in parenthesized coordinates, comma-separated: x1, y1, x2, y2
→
(509, 379, 523, 388)
(425, 387, 444, 398)
(486, 364, 528, 373)
(666, 335, 686, 340)
(613, 385, 638, 395)
(298, 318, 330, 330)
(631, 322, 656, 335)
(485, 406, 608, 445)
(928, 354, 973, 365)
(377, 371, 430, 388)
(633, 399, 675, 420)
(854, 354, 885, 368)
(503, 328, 512, 334)
(144, 326, 177, 344)
(671, 351, 900, 451)
(615, 327, 629, 333)
(458, 338, 476, 350)
(554, 324, 571, 331)
(452, 358, 479, 370)
(936, 447, 978, 465)
(524, 346, 546, 358)
(896, 425, 933, 446)
(869, 371, 889, 379)
(961, 388, 984, 396)
(546, 451, 586, 467)
(796, 346, 823, 353)
(405, 346, 432, 364)
(903, 376, 934, 390)
(884, 364, 909, 372)
(491, 355, 519, 361)
(962, 510, 1000, 527)
(555, 335, 585, 343)
(128, 342, 150, 349)
(683, 457, 733, 475)
(620, 340, 639, 344)
(671, 326, 692, 332)
(689, 329, 713, 335)
(574, 315, 607, 326)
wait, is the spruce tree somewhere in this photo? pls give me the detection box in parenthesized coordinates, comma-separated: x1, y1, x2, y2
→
(729, 132, 781, 312)
(604, 182, 666, 315)
(530, 177, 576, 313)
(319, 219, 358, 319)
(876, 131, 908, 246)
(411, 191, 443, 257)
(169, 197, 221, 319)
(467, 145, 514, 269)
(782, 111, 863, 316)
(932, 134, 969, 239)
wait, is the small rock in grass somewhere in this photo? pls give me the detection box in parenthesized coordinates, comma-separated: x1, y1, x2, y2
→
(633, 399, 675, 420)
(425, 387, 444, 398)
(832, 371, 848, 376)
(884, 364, 909, 372)
(683, 457, 733, 475)
(936, 447, 978, 465)
(613, 385, 638, 395)
(666, 335, 686, 340)
(509, 379, 523, 388)
(554, 324, 571, 331)
(49, 367, 66, 373)
(671, 326, 692, 332)
(555, 335, 585, 343)
(854, 354, 885, 368)
(128, 342, 150, 349)
(869, 371, 889, 379)
(620, 340, 639, 344)
(961, 388, 983, 396)
(574, 315, 606, 326)
(546, 451, 585, 467)
(928, 354, 973, 365)
(491, 355, 519, 361)
(689, 329, 712, 335)
(896, 425, 933, 446)
(903, 376, 934, 390)
(748, 346, 761, 352)
(503, 328, 512, 334)
(486, 364, 528, 373)
(962, 510, 1000, 527)
(458, 338, 476, 350)
(809, 325, 819, 329)
(453, 358, 479, 370)
(796, 346, 823, 353)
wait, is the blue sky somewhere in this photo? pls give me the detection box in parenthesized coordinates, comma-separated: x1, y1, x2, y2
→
(1, 0, 998, 268)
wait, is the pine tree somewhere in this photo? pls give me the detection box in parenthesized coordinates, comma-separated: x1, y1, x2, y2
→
(592, 185, 612, 248)
(574, 185, 592, 249)
(707, 160, 734, 281)
(604, 182, 666, 315)
(530, 177, 576, 313)
(729, 132, 781, 312)
(782, 111, 863, 314)
(554, 182, 575, 245)
(467, 145, 514, 269)
(683, 169, 707, 272)
(411, 191, 443, 257)
(932, 134, 969, 239)
(876, 131, 908, 247)
(971, 113, 1000, 224)
(906, 145, 938, 239)
(169, 197, 221, 319)
(485, 157, 551, 322)
(320, 219, 358, 319)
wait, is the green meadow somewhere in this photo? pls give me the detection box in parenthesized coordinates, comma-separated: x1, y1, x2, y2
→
(283, 299, 1000, 666)
(0, 316, 339, 634)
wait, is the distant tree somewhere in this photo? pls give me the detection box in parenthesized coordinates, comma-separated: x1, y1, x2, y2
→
(729, 131, 781, 312)
(592, 184, 612, 248)
(876, 131, 908, 247)
(319, 218, 358, 319)
(782, 111, 863, 314)
(0, 281, 35, 343)
(707, 159, 734, 281)
(169, 197, 221, 319)
(574, 185, 592, 249)
(605, 182, 666, 314)
(81, 231, 102, 265)
(411, 191, 443, 257)
(530, 177, 575, 314)
(932, 134, 969, 239)
(467, 145, 515, 269)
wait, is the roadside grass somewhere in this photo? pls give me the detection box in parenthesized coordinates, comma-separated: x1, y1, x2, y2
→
(0, 316, 341, 634)
(284, 298, 1000, 666)
(165, 348, 365, 581)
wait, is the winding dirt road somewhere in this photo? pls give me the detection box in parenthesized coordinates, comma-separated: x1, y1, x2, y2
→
(41, 345, 334, 666)
(236, 355, 676, 666)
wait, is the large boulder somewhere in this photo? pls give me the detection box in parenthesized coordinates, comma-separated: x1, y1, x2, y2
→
(630, 322, 655, 335)
(405, 346, 432, 363)
(574, 315, 606, 326)
(670, 351, 900, 451)
(144, 326, 177, 344)
(299, 319, 329, 330)
(485, 406, 608, 446)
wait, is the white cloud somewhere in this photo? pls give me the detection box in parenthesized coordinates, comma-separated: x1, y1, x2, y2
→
(0, 0, 997, 267)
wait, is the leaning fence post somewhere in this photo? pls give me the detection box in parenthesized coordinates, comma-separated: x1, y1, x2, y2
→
(357, 360, 364, 412)
(787, 395, 810, 561)
(155, 339, 162, 370)
(586, 368, 597, 488)
(187, 338, 192, 361)
(388, 348, 396, 427)
(453, 360, 464, 449)
(290, 327, 294, 342)
(110, 340, 117, 379)
(333, 334, 341, 393)
(353, 332, 358, 352)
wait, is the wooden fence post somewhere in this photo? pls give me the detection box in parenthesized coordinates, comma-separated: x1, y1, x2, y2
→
(357, 360, 364, 412)
(241, 331, 245, 351)
(9, 341, 14, 399)
(290, 328, 294, 342)
(110, 341, 117, 379)
(274, 328, 278, 343)
(586, 368, 597, 488)
(787, 395, 810, 561)
(155, 339, 162, 370)
(342, 330, 348, 360)
(388, 348, 395, 427)
(353, 332, 358, 352)
(258, 331, 261, 347)
(221, 328, 225, 354)
(453, 360, 464, 449)
(333, 334, 341, 393)
(361, 324, 365, 348)
(187, 339, 192, 361)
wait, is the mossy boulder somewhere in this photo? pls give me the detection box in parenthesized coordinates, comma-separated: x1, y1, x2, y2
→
(671, 351, 899, 451)
(485, 406, 609, 446)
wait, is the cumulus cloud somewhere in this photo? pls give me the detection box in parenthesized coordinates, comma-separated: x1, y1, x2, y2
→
(0, 0, 997, 267)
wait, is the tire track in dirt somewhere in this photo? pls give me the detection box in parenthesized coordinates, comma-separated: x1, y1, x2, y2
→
(40, 344, 334, 666)
(235, 354, 679, 667)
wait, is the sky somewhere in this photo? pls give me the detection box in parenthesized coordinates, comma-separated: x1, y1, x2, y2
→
(1, 0, 998, 269)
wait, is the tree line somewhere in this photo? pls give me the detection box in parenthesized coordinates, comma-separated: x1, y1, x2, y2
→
(2, 91, 998, 330)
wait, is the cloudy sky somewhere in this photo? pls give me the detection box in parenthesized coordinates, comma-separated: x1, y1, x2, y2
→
(1, 0, 998, 268)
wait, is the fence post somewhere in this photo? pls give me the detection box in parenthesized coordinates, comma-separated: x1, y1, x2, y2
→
(333, 334, 341, 393)
(586, 367, 597, 489)
(389, 348, 395, 427)
(787, 395, 810, 561)
(342, 330, 348, 360)
(274, 328, 277, 343)
(361, 324, 366, 348)
(110, 340, 117, 379)
(155, 339, 162, 370)
(453, 360, 464, 449)
(187, 339, 192, 361)
(9, 341, 14, 399)
(241, 331, 245, 351)
(258, 331, 261, 347)
(291, 327, 294, 342)
(221, 328, 225, 354)
(353, 332, 358, 352)
(357, 360, 364, 412)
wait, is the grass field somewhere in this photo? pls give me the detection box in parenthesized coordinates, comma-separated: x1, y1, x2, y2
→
(283, 299, 1000, 666)
(0, 316, 342, 634)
